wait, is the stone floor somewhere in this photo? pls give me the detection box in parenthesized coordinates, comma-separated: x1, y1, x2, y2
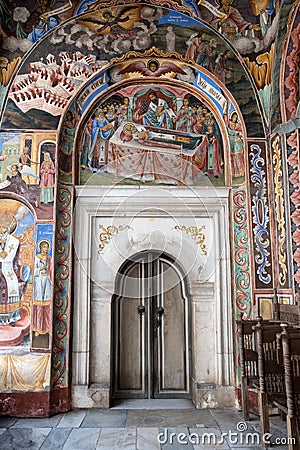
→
(0, 400, 290, 449)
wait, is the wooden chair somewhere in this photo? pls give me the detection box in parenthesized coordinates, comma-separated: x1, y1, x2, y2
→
(237, 315, 281, 420)
(279, 325, 300, 450)
(278, 303, 300, 325)
(237, 306, 300, 423)
(237, 317, 259, 420)
(254, 319, 287, 438)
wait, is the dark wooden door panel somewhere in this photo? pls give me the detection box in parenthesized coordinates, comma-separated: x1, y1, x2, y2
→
(113, 252, 190, 399)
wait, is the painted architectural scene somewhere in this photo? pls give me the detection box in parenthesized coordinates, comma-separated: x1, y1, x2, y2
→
(0, 0, 299, 435)
(0, 132, 55, 220)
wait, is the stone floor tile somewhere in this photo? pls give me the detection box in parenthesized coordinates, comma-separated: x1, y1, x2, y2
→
(97, 427, 136, 449)
(159, 427, 194, 449)
(0, 417, 18, 428)
(136, 427, 160, 450)
(63, 428, 100, 450)
(11, 415, 61, 428)
(112, 399, 194, 410)
(127, 410, 216, 428)
(81, 409, 127, 428)
(40, 427, 72, 449)
(189, 427, 230, 449)
(192, 444, 230, 450)
(57, 410, 86, 428)
(0, 427, 51, 450)
(210, 409, 244, 427)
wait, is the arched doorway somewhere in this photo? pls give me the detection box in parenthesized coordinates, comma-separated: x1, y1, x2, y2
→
(112, 251, 191, 399)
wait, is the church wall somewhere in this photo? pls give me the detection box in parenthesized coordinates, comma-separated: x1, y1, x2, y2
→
(0, 0, 297, 416)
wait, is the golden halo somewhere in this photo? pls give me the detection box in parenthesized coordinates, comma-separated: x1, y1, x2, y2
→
(147, 59, 159, 71)
(37, 239, 51, 252)
(123, 122, 137, 135)
(0, 212, 17, 234)
(230, 110, 239, 121)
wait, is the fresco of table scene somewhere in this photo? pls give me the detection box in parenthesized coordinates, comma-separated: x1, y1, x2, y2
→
(76, 80, 246, 186)
(0, 196, 54, 352)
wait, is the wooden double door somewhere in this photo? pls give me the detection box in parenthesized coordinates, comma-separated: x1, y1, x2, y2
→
(113, 252, 191, 399)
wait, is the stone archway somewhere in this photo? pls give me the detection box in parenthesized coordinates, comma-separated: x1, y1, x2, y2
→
(72, 185, 234, 409)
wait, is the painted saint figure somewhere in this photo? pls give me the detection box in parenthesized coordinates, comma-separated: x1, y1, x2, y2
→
(89, 109, 114, 170)
(59, 109, 78, 174)
(6, 164, 28, 197)
(196, 36, 217, 72)
(80, 119, 92, 170)
(210, 0, 260, 40)
(60, 110, 77, 155)
(32, 239, 52, 335)
(17, 0, 59, 43)
(19, 146, 39, 183)
(138, 91, 176, 129)
(196, 113, 223, 177)
(185, 32, 205, 61)
(175, 98, 194, 133)
(214, 50, 232, 84)
(116, 97, 132, 128)
(224, 108, 245, 178)
(166, 26, 176, 52)
(0, 212, 21, 326)
(40, 152, 55, 204)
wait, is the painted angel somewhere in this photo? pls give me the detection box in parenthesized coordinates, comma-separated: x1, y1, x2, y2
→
(118, 60, 186, 77)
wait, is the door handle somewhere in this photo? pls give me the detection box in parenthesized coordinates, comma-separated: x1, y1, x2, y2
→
(155, 307, 164, 330)
(137, 305, 145, 316)
(157, 306, 164, 317)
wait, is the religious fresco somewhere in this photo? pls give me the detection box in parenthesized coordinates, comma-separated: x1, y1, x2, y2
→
(286, 131, 300, 294)
(0, 0, 298, 416)
(55, 59, 247, 186)
(196, 0, 281, 110)
(32, 223, 53, 350)
(280, 1, 300, 122)
(0, 0, 76, 110)
(0, 199, 33, 347)
(0, 0, 287, 122)
(79, 90, 225, 186)
(270, 0, 297, 130)
(0, 198, 54, 352)
(2, 4, 264, 138)
(0, 132, 55, 220)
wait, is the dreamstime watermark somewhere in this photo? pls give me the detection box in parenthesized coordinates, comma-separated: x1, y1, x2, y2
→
(157, 421, 295, 446)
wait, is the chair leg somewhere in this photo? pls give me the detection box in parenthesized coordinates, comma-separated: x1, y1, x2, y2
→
(259, 391, 270, 444)
(241, 377, 250, 421)
(286, 415, 300, 450)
